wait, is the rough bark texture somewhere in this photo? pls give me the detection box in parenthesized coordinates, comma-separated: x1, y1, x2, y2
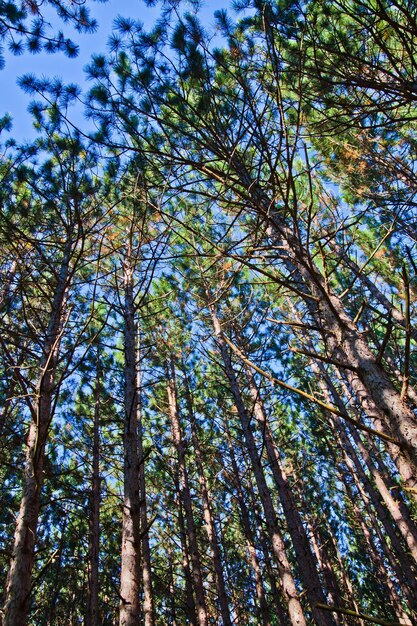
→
(119, 256, 141, 626)
(344, 468, 415, 624)
(243, 172, 417, 486)
(299, 252, 417, 489)
(313, 356, 417, 567)
(2, 243, 71, 626)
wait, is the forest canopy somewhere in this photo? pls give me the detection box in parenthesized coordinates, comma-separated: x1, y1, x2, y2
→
(1, 1, 417, 625)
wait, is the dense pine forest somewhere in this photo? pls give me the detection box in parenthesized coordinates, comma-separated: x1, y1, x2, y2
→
(1, 0, 417, 624)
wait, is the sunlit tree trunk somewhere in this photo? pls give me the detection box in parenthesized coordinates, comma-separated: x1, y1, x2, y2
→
(237, 166, 417, 488)
(342, 466, 413, 623)
(332, 369, 417, 558)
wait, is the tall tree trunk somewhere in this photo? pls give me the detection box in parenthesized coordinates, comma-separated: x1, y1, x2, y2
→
(137, 334, 155, 626)
(342, 464, 414, 624)
(304, 520, 345, 626)
(322, 520, 365, 626)
(329, 240, 417, 344)
(209, 305, 306, 626)
(174, 488, 197, 626)
(46, 517, 67, 626)
(182, 366, 233, 626)
(311, 357, 417, 602)
(242, 355, 335, 626)
(252, 498, 290, 625)
(237, 167, 417, 486)
(224, 422, 273, 626)
(291, 297, 417, 507)
(2, 242, 72, 626)
(167, 357, 208, 626)
(86, 348, 101, 626)
(332, 369, 417, 560)
(167, 535, 178, 626)
(119, 254, 141, 626)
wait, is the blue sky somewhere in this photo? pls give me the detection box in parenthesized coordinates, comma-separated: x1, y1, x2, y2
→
(0, 0, 227, 141)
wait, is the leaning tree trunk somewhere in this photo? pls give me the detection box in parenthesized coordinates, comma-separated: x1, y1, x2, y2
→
(224, 421, 274, 626)
(321, 520, 365, 626)
(289, 297, 417, 502)
(303, 347, 417, 596)
(209, 305, 307, 626)
(342, 462, 414, 624)
(292, 235, 417, 491)
(333, 368, 417, 559)
(329, 240, 417, 344)
(231, 161, 417, 491)
(2, 241, 72, 626)
(241, 354, 335, 626)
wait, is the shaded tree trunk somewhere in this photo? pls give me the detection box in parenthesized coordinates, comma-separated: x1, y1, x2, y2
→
(242, 355, 335, 626)
(209, 305, 306, 626)
(2, 241, 72, 626)
(119, 253, 141, 626)
(137, 335, 155, 626)
(182, 366, 233, 626)
(86, 349, 101, 626)
(167, 358, 208, 626)
(174, 485, 197, 626)
(224, 421, 273, 626)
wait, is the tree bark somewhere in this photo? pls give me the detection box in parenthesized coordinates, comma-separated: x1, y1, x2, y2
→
(225, 422, 273, 626)
(182, 366, 233, 626)
(86, 348, 101, 626)
(333, 370, 417, 560)
(119, 254, 141, 626)
(167, 358, 208, 626)
(242, 356, 335, 626)
(2, 241, 71, 626)
(137, 335, 155, 626)
(175, 490, 198, 626)
(231, 162, 417, 489)
(209, 305, 306, 626)
(344, 465, 415, 624)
